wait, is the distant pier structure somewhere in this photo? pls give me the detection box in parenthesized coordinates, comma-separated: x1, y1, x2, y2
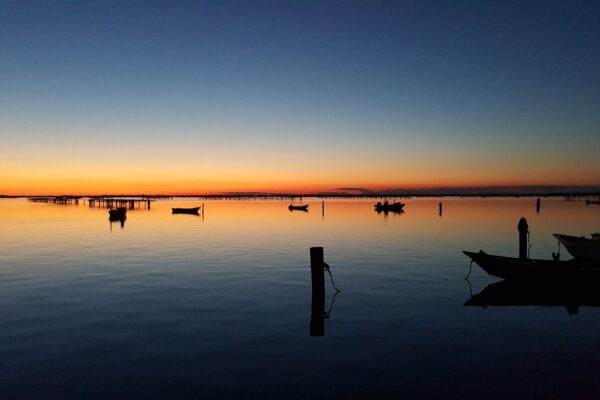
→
(198, 194, 304, 202)
(87, 197, 154, 210)
(28, 196, 82, 205)
(196, 194, 413, 201)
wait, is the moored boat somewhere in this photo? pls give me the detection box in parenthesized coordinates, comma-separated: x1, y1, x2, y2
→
(462, 250, 600, 281)
(553, 233, 600, 264)
(289, 204, 309, 211)
(109, 207, 127, 219)
(172, 207, 201, 214)
(374, 201, 405, 213)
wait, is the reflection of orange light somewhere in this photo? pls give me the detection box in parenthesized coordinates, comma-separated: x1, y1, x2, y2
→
(2, 198, 599, 264)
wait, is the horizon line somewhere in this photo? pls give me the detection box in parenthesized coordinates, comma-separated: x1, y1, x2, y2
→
(3, 184, 600, 199)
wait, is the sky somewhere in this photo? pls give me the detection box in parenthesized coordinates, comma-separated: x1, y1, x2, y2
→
(1, 0, 599, 195)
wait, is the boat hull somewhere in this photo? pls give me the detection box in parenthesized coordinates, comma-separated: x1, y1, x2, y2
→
(172, 207, 201, 214)
(288, 205, 309, 211)
(374, 202, 405, 213)
(554, 234, 600, 264)
(108, 208, 127, 218)
(463, 250, 600, 281)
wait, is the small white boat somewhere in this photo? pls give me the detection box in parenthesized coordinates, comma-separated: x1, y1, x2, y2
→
(554, 233, 600, 265)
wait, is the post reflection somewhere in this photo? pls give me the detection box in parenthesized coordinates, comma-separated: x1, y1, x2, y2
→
(309, 247, 342, 337)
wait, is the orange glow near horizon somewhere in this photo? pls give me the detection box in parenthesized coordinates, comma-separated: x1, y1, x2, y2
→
(1, 175, 600, 196)
(4, 120, 600, 195)
(2, 136, 599, 195)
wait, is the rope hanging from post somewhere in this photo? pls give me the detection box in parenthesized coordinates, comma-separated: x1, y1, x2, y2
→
(465, 260, 473, 280)
(324, 291, 340, 319)
(466, 276, 474, 297)
(323, 262, 341, 293)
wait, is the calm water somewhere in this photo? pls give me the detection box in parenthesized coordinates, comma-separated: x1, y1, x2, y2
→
(1, 197, 600, 399)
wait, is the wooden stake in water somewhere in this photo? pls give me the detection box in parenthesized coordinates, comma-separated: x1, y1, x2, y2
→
(310, 247, 325, 337)
(518, 217, 529, 260)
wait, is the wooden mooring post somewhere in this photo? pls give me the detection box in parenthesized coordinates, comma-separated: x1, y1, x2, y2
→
(310, 247, 325, 337)
(518, 217, 529, 260)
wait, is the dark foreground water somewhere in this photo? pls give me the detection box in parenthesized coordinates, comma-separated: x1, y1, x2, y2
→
(1, 197, 599, 399)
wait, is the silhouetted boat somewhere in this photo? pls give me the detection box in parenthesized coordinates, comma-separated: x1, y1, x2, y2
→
(289, 204, 309, 211)
(109, 207, 127, 218)
(554, 233, 600, 264)
(464, 279, 600, 315)
(172, 207, 201, 214)
(462, 250, 600, 280)
(586, 200, 600, 205)
(374, 201, 405, 212)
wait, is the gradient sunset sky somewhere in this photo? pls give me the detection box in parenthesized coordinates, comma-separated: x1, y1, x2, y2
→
(1, 0, 599, 195)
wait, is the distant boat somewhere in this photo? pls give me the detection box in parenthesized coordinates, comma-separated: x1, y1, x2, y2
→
(289, 204, 309, 211)
(554, 234, 600, 264)
(586, 199, 600, 205)
(374, 201, 405, 212)
(462, 250, 600, 281)
(109, 207, 127, 219)
(172, 207, 201, 214)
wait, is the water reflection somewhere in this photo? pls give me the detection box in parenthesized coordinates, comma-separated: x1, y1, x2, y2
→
(109, 214, 126, 230)
(3, 198, 600, 398)
(465, 279, 600, 315)
(375, 208, 405, 221)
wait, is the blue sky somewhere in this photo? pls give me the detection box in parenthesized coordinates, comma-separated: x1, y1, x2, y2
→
(1, 0, 599, 193)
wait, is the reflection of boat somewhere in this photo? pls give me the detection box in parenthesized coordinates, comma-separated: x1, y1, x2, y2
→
(554, 233, 600, 264)
(289, 204, 309, 211)
(374, 201, 405, 213)
(109, 215, 126, 228)
(109, 208, 126, 229)
(465, 279, 600, 315)
(172, 207, 201, 214)
(109, 207, 127, 218)
(463, 250, 600, 281)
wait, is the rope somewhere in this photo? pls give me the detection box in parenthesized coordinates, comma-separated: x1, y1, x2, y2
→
(527, 230, 532, 258)
(323, 262, 341, 293)
(324, 290, 340, 319)
(465, 260, 473, 280)
(466, 276, 474, 297)
(552, 240, 561, 261)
